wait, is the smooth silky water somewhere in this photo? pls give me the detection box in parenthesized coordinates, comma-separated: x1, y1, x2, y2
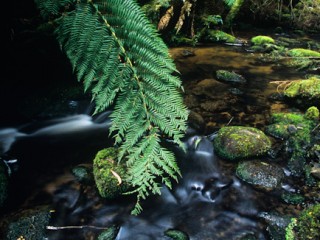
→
(0, 43, 313, 239)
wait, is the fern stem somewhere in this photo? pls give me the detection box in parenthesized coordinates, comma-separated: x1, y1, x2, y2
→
(90, 1, 153, 134)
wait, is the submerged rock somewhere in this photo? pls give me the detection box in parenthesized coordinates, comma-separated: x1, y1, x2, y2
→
(93, 148, 130, 199)
(236, 161, 285, 191)
(216, 70, 247, 84)
(213, 126, 272, 161)
(206, 30, 237, 43)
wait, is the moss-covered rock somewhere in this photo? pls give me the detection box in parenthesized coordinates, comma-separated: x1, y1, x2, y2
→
(251, 36, 275, 45)
(236, 160, 285, 191)
(288, 48, 320, 58)
(305, 106, 320, 120)
(206, 30, 237, 43)
(93, 148, 130, 199)
(213, 126, 272, 161)
(281, 192, 305, 205)
(285, 204, 320, 240)
(284, 77, 320, 107)
(216, 70, 246, 84)
(0, 205, 51, 240)
(266, 110, 319, 177)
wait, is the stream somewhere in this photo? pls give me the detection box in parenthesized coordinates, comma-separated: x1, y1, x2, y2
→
(1, 34, 319, 239)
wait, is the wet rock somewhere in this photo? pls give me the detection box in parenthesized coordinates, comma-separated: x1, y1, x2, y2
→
(259, 211, 292, 240)
(93, 148, 131, 199)
(0, 205, 51, 240)
(236, 161, 285, 191)
(281, 192, 305, 205)
(284, 77, 320, 108)
(192, 79, 229, 98)
(265, 123, 292, 140)
(183, 94, 199, 108)
(72, 164, 94, 184)
(0, 161, 8, 208)
(228, 88, 244, 96)
(180, 49, 195, 58)
(187, 111, 205, 133)
(266, 110, 319, 177)
(213, 126, 272, 161)
(216, 70, 247, 84)
(310, 163, 320, 179)
(200, 100, 228, 112)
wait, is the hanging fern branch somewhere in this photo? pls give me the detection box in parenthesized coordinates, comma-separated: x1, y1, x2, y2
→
(34, 0, 188, 214)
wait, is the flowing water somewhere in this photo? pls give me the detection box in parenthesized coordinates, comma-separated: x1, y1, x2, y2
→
(1, 40, 318, 239)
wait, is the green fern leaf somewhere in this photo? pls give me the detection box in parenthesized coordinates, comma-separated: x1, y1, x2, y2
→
(34, 0, 188, 214)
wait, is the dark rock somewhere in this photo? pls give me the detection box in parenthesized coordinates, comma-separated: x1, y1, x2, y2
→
(0, 205, 51, 240)
(236, 161, 285, 191)
(216, 70, 247, 84)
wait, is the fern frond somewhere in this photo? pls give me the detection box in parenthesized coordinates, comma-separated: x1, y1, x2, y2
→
(35, 0, 188, 214)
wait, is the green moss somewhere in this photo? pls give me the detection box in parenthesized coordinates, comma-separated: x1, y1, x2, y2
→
(213, 126, 271, 160)
(267, 111, 319, 177)
(285, 218, 297, 240)
(265, 123, 291, 140)
(206, 30, 236, 43)
(284, 78, 320, 100)
(271, 113, 306, 124)
(286, 204, 320, 240)
(281, 192, 305, 205)
(164, 229, 189, 240)
(305, 106, 319, 120)
(251, 35, 275, 45)
(216, 70, 246, 83)
(288, 48, 320, 58)
(93, 148, 131, 199)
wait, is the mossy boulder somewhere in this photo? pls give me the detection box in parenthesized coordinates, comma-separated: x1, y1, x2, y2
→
(285, 204, 320, 240)
(305, 106, 320, 120)
(286, 49, 320, 71)
(251, 36, 275, 45)
(236, 160, 285, 191)
(93, 147, 130, 199)
(284, 77, 320, 107)
(0, 205, 51, 240)
(206, 30, 237, 43)
(288, 48, 320, 58)
(265, 109, 319, 177)
(213, 126, 272, 161)
(216, 70, 246, 84)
